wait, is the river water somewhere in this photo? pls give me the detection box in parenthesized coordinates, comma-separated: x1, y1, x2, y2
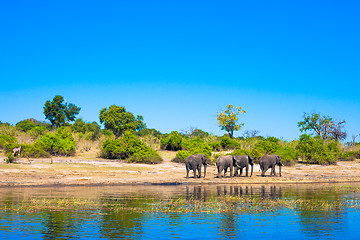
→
(0, 183, 359, 239)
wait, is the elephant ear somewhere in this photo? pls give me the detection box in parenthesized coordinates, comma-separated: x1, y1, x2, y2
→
(232, 156, 237, 166)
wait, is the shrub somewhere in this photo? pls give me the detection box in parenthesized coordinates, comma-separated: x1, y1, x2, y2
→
(5, 153, 14, 164)
(220, 136, 240, 150)
(101, 131, 162, 164)
(160, 131, 183, 151)
(231, 149, 251, 156)
(29, 126, 48, 139)
(172, 150, 192, 163)
(172, 137, 212, 163)
(0, 134, 17, 149)
(35, 127, 76, 156)
(338, 150, 360, 161)
(296, 134, 339, 165)
(275, 146, 297, 166)
(20, 144, 51, 158)
(137, 128, 162, 139)
(208, 141, 222, 151)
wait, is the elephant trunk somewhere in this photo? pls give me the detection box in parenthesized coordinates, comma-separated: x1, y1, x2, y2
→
(279, 165, 282, 177)
(203, 165, 207, 178)
(250, 164, 253, 177)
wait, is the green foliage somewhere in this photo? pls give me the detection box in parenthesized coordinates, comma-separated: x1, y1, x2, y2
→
(298, 112, 346, 141)
(16, 119, 37, 132)
(172, 137, 212, 163)
(208, 141, 222, 151)
(15, 118, 51, 132)
(72, 119, 101, 140)
(35, 127, 76, 156)
(43, 95, 81, 128)
(0, 134, 17, 149)
(216, 104, 246, 138)
(296, 134, 339, 165)
(137, 128, 162, 138)
(172, 150, 192, 163)
(101, 131, 162, 164)
(160, 131, 183, 151)
(29, 126, 48, 139)
(275, 145, 297, 166)
(101, 129, 114, 138)
(71, 118, 86, 133)
(5, 153, 14, 164)
(253, 137, 281, 155)
(20, 144, 51, 158)
(220, 136, 240, 150)
(99, 105, 146, 138)
(231, 149, 251, 156)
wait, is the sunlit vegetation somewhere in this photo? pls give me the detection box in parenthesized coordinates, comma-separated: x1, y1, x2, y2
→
(0, 96, 359, 165)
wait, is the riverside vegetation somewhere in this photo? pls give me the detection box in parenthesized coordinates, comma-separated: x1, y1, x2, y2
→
(0, 95, 359, 166)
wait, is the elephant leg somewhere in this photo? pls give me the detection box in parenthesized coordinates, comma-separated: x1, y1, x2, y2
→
(224, 167, 228, 177)
(193, 169, 197, 178)
(186, 166, 190, 178)
(217, 166, 223, 178)
(271, 166, 276, 176)
(230, 167, 233, 177)
(261, 166, 268, 177)
(198, 165, 202, 178)
(245, 166, 249, 177)
(234, 167, 238, 176)
(239, 168, 243, 176)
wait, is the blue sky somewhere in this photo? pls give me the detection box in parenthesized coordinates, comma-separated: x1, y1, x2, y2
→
(1, 0, 359, 141)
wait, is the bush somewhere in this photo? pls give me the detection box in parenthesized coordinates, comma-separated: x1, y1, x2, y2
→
(231, 149, 251, 156)
(253, 137, 280, 155)
(0, 134, 17, 149)
(296, 134, 339, 165)
(220, 136, 240, 150)
(160, 131, 183, 151)
(275, 145, 297, 166)
(172, 137, 212, 163)
(35, 127, 76, 156)
(172, 150, 192, 163)
(101, 131, 162, 164)
(338, 150, 360, 161)
(20, 144, 51, 158)
(5, 153, 14, 164)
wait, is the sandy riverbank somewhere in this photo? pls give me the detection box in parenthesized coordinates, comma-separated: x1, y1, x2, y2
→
(0, 151, 359, 187)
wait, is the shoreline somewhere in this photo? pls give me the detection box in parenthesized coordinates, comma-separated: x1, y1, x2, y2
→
(1, 154, 360, 188)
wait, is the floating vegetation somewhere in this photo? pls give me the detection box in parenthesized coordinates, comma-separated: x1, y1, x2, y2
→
(1, 194, 360, 214)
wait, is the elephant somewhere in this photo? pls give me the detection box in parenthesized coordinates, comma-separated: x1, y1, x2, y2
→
(216, 155, 237, 178)
(185, 154, 209, 178)
(234, 155, 254, 177)
(259, 154, 284, 177)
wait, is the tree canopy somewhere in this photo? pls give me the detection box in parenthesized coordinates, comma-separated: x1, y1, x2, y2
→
(99, 105, 146, 138)
(298, 112, 346, 141)
(43, 95, 81, 129)
(216, 104, 246, 138)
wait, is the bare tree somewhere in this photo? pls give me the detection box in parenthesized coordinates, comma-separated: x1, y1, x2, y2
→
(243, 130, 260, 138)
(351, 134, 359, 146)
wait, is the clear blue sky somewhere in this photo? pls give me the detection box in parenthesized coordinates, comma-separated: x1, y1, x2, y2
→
(1, 0, 359, 141)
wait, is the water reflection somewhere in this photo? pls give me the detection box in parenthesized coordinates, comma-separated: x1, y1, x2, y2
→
(0, 183, 359, 239)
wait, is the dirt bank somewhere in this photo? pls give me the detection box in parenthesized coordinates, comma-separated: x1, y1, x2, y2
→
(0, 151, 359, 187)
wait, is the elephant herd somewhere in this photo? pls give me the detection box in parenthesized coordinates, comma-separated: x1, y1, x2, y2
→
(185, 154, 284, 179)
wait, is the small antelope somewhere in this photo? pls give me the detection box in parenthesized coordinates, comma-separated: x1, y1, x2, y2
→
(12, 146, 21, 157)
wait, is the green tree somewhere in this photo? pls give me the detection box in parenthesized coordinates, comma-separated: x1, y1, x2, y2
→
(43, 95, 81, 129)
(298, 112, 346, 141)
(216, 104, 246, 138)
(99, 105, 146, 138)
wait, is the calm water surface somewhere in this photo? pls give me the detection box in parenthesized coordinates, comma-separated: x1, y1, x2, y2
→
(0, 183, 360, 239)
